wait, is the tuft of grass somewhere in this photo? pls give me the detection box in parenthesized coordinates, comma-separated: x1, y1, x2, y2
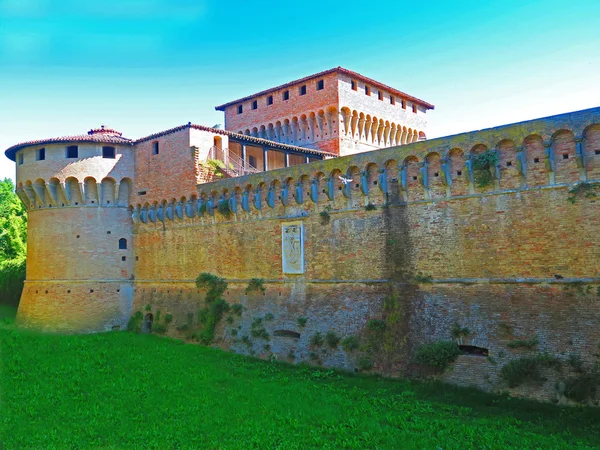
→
(341, 335, 360, 352)
(414, 341, 460, 371)
(507, 337, 539, 349)
(310, 332, 324, 347)
(297, 317, 307, 328)
(1, 326, 599, 448)
(325, 331, 340, 348)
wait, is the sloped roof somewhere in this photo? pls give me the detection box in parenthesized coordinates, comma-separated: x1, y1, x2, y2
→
(214, 66, 435, 111)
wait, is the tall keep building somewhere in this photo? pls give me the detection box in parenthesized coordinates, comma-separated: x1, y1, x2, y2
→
(215, 67, 434, 157)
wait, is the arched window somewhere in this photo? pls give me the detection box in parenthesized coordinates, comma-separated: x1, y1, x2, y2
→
(119, 238, 127, 250)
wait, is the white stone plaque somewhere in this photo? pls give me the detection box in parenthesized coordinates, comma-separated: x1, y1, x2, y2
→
(282, 221, 304, 274)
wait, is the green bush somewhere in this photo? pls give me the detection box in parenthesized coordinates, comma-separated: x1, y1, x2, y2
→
(231, 304, 244, 316)
(310, 332, 324, 347)
(563, 373, 600, 403)
(245, 278, 265, 294)
(472, 150, 498, 188)
(367, 319, 386, 332)
(500, 355, 561, 388)
(164, 313, 173, 324)
(414, 341, 460, 371)
(325, 331, 340, 348)
(127, 311, 143, 332)
(451, 323, 470, 339)
(152, 322, 167, 334)
(341, 336, 360, 352)
(297, 317, 307, 327)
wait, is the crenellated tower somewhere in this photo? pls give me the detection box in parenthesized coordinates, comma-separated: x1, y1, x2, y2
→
(5, 126, 135, 332)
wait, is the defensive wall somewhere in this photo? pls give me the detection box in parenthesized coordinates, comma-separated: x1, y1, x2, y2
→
(130, 107, 600, 403)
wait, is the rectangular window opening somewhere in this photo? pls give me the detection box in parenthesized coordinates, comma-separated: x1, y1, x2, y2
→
(401, 100, 407, 109)
(316, 80, 324, 90)
(267, 95, 273, 105)
(138, 190, 147, 196)
(37, 148, 46, 161)
(283, 90, 290, 101)
(562, 154, 569, 160)
(351, 80, 357, 91)
(378, 91, 383, 101)
(102, 146, 115, 159)
(237, 105, 243, 114)
(412, 104, 417, 113)
(18, 153, 23, 165)
(299, 85, 307, 96)
(66, 145, 78, 158)
(152, 142, 159, 155)
(365, 86, 371, 96)
(252, 100, 258, 110)
(390, 96, 395, 105)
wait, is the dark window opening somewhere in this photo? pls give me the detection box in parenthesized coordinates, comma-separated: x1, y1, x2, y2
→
(506, 161, 512, 167)
(66, 145, 78, 158)
(390, 96, 395, 105)
(316, 79, 324, 90)
(152, 142, 159, 155)
(299, 85, 307, 96)
(67, 290, 70, 293)
(595, 150, 600, 155)
(141, 313, 153, 333)
(267, 95, 273, 105)
(457, 171, 462, 176)
(434, 172, 439, 177)
(273, 330, 301, 338)
(102, 146, 115, 159)
(237, 105, 243, 114)
(90, 289, 94, 293)
(378, 91, 383, 101)
(412, 176, 417, 180)
(351, 80, 357, 90)
(119, 238, 127, 250)
(76, 235, 80, 238)
(136, 256, 139, 261)
(138, 190, 146, 196)
(18, 153, 23, 165)
(412, 104, 417, 113)
(283, 90, 289, 101)
(562, 154, 569, 160)
(373, 180, 378, 185)
(122, 256, 126, 261)
(402, 100, 407, 109)
(534, 157, 540, 163)
(252, 100, 257, 110)
(459, 345, 489, 356)
(37, 148, 46, 161)
(365, 86, 371, 96)
(248, 155, 257, 168)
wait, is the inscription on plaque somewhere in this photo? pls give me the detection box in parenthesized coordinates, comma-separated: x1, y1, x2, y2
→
(282, 221, 304, 274)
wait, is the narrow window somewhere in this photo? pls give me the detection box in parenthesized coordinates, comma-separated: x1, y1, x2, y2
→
(18, 153, 23, 165)
(252, 100, 258, 110)
(66, 145, 78, 158)
(316, 80, 324, 90)
(283, 90, 290, 101)
(401, 100, 407, 109)
(138, 190, 146, 196)
(378, 91, 383, 101)
(102, 146, 115, 159)
(412, 104, 417, 113)
(351, 80, 357, 90)
(119, 238, 127, 250)
(237, 105, 243, 114)
(390, 96, 395, 105)
(365, 86, 371, 96)
(152, 141, 159, 155)
(248, 155, 257, 168)
(299, 85, 306, 96)
(37, 148, 45, 161)
(267, 95, 273, 105)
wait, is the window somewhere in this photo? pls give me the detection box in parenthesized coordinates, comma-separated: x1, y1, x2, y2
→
(412, 104, 417, 113)
(283, 90, 289, 101)
(152, 141, 159, 155)
(37, 148, 45, 161)
(401, 100, 407, 109)
(390, 96, 395, 105)
(351, 80, 357, 90)
(18, 153, 23, 165)
(299, 85, 307, 96)
(66, 145, 78, 158)
(378, 91, 383, 101)
(267, 95, 273, 105)
(252, 100, 258, 110)
(119, 238, 127, 250)
(102, 146, 115, 159)
(237, 105, 243, 114)
(365, 86, 371, 96)
(248, 155, 257, 168)
(316, 79, 324, 90)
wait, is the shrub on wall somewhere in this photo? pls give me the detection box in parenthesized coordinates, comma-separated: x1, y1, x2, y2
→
(194, 273, 230, 344)
(472, 150, 498, 188)
(500, 354, 562, 388)
(414, 341, 460, 371)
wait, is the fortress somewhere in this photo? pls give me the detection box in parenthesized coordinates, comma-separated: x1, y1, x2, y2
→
(5, 67, 600, 403)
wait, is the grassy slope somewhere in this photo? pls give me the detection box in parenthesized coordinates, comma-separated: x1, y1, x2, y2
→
(1, 326, 599, 449)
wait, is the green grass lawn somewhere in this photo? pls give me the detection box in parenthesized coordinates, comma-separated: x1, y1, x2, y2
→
(1, 324, 599, 449)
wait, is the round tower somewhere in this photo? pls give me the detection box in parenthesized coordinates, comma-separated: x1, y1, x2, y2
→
(4, 126, 135, 332)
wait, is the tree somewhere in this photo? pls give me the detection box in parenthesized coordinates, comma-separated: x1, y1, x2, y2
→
(0, 179, 27, 307)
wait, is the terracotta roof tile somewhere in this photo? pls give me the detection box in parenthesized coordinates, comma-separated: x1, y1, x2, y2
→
(214, 66, 435, 111)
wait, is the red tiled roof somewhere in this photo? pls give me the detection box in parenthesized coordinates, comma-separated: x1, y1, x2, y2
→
(136, 123, 338, 157)
(214, 66, 435, 111)
(4, 127, 133, 161)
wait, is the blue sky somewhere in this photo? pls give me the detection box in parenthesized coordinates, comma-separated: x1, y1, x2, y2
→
(1, 0, 599, 180)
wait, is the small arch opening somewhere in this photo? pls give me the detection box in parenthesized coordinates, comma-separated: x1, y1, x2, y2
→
(119, 238, 127, 250)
